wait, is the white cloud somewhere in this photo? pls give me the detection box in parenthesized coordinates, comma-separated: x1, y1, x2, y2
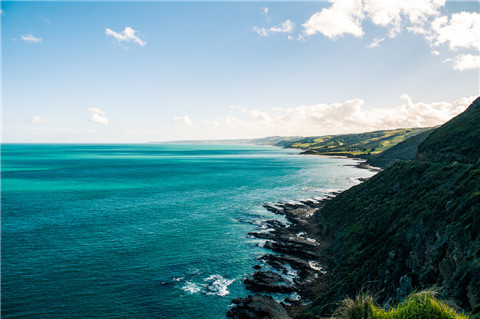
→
(254, 19, 295, 37)
(21, 34, 42, 43)
(431, 11, 480, 50)
(250, 109, 272, 122)
(364, 0, 444, 38)
(88, 107, 106, 115)
(29, 116, 50, 124)
(451, 54, 480, 71)
(88, 107, 109, 125)
(211, 96, 475, 137)
(106, 27, 146, 47)
(261, 7, 269, 14)
(173, 116, 192, 127)
(367, 37, 385, 48)
(302, 0, 364, 39)
(432, 50, 440, 55)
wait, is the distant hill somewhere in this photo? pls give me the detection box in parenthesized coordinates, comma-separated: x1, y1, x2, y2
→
(365, 129, 434, 169)
(149, 136, 303, 146)
(153, 128, 433, 163)
(306, 97, 480, 317)
(279, 128, 431, 158)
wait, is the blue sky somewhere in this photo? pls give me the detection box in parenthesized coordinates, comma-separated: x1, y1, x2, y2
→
(2, 1, 479, 143)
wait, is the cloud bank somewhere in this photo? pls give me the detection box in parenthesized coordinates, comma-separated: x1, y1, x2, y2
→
(209, 96, 476, 137)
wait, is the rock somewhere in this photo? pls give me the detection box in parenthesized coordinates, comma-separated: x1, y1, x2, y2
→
(439, 257, 456, 282)
(227, 294, 291, 319)
(253, 264, 262, 270)
(245, 271, 297, 293)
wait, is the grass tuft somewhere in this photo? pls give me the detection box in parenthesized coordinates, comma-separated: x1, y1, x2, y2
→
(333, 289, 469, 319)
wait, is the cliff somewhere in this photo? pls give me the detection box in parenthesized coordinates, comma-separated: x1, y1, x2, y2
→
(308, 97, 480, 317)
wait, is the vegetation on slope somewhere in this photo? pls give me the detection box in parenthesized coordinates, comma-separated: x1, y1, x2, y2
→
(279, 128, 431, 158)
(333, 290, 468, 319)
(305, 98, 480, 318)
(365, 129, 434, 169)
(417, 97, 480, 164)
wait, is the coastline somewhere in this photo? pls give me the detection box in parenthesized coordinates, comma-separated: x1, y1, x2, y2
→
(228, 196, 338, 318)
(227, 151, 382, 318)
(295, 150, 383, 173)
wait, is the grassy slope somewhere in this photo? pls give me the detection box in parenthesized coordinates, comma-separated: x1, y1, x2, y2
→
(365, 129, 434, 169)
(306, 98, 480, 317)
(280, 128, 431, 158)
(417, 97, 480, 164)
(334, 290, 468, 319)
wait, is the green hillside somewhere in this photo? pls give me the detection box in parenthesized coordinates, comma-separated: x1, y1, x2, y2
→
(417, 97, 480, 164)
(306, 97, 480, 317)
(280, 128, 431, 158)
(365, 129, 434, 169)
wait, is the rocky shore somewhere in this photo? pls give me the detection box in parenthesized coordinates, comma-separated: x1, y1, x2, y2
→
(228, 197, 337, 319)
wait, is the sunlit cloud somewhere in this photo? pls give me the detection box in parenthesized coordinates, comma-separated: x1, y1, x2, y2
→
(364, 0, 444, 38)
(451, 54, 480, 71)
(212, 96, 476, 137)
(302, 0, 364, 39)
(430, 12, 480, 50)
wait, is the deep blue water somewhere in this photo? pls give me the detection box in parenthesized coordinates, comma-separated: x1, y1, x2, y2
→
(1, 144, 375, 318)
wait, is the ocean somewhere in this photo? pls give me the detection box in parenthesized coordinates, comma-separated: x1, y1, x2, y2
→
(1, 144, 375, 318)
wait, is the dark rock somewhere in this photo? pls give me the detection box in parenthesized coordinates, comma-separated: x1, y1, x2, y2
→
(253, 264, 262, 270)
(244, 271, 297, 293)
(227, 294, 291, 319)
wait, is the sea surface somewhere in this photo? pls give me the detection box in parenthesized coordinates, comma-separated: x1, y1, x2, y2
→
(1, 144, 375, 318)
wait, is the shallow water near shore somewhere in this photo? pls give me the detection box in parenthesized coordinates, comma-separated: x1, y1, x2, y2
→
(1, 144, 375, 318)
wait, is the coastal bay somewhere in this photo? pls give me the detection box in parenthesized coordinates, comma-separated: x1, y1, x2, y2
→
(1, 144, 375, 319)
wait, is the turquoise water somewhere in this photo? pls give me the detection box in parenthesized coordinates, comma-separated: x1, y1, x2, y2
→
(1, 144, 375, 318)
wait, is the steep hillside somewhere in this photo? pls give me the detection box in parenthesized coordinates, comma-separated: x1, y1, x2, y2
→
(417, 97, 480, 164)
(307, 98, 480, 317)
(366, 129, 434, 169)
(281, 128, 431, 158)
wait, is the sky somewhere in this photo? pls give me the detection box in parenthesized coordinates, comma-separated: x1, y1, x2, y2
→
(1, 0, 479, 143)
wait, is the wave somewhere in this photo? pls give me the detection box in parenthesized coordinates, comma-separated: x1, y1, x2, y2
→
(182, 281, 202, 294)
(204, 275, 235, 296)
(179, 274, 235, 297)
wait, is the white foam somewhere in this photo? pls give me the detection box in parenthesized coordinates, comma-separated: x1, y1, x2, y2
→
(309, 261, 327, 274)
(173, 277, 185, 282)
(204, 275, 235, 296)
(181, 275, 235, 297)
(290, 292, 301, 301)
(182, 281, 202, 294)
